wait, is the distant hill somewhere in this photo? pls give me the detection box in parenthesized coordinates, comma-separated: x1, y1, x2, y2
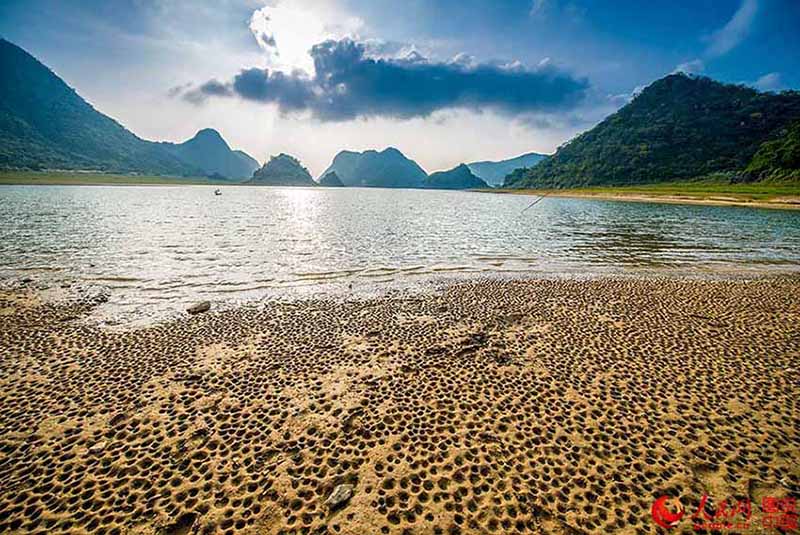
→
(0, 39, 257, 179)
(320, 147, 427, 188)
(161, 129, 259, 180)
(467, 152, 547, 186)
(249, 154, 316, 186)
(425, 164, 489, 190)
(506, 73, 800, 188)
(318, 171, 345, 187)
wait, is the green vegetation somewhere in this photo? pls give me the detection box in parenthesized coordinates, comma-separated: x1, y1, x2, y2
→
(492, 177, 800, 204)
(744, 120, 800, 182)
(559, 180, 799, 200)
(0, 171, 231, 186)
(160, 129, 259, 180)
(506, 74, 800, 189)
(425, 164, 489, 190)
(318, 171, 345, 187)
(320, 148, 427, 188)
(5, 35, 799, 194)
(249, 154, 316, 186)
(0, 39, 258, 179)
(0, 39, 199, 176)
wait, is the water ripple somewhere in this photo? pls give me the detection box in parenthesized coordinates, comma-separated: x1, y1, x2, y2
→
(1, 185, 799, 323)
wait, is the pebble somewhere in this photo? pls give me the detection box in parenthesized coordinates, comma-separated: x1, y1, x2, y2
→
(186, 301, 211, 314)
(89, 441, 107, 453)
(325, 484, 354, 509)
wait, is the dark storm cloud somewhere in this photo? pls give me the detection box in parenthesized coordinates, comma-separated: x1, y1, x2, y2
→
(182, 79, 233, 104)
(231, 68, 314, 111)
(180, 38, 589, 120)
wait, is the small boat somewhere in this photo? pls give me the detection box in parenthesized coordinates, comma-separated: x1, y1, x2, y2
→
(214, 189, 222, 196)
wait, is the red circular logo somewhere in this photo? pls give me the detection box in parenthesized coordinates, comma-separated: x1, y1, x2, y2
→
(652, 496, 685, 529)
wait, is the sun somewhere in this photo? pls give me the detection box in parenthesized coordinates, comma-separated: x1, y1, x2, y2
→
(249, 3, 362, 75)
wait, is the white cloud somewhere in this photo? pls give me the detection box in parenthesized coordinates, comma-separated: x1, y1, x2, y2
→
(672, 0, 758, 77)
(673, 59, 705, 75)
(361, 39, 431, 62)
(705, 0, 759, 58)
(529, 0, 585, 22)
(752, 72, 783, 92)
(529, 0, 550, 18)
(607, 92, 633, 107)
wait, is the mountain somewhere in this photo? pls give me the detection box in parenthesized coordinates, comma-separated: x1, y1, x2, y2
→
(161, 129, 259, 180)
(425, 164, 489, 190)
(320, 147, 427, 188)
(506, 73, 800, 188)
(467, 152, 547, 186)
(0, 39, 198, 175)
(744, 119, 800, 182)
(0, 39, 258, 179)
(248, 154, 316, 186)
(318, 170, 345, 187)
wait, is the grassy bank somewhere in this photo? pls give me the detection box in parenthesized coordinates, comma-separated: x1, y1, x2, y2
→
(0, 170, 233, 186)
(486, 179, 800, 209)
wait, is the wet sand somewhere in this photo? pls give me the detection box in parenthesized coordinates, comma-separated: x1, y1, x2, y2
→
(1, 277, 798, 534)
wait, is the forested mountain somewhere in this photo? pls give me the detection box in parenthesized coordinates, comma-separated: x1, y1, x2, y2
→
(506, 73, 800, 188)
(248, 154, 316, 186)
(744, 120, 800, 182)
(161, 129, 259, 180)
(425, 164, 489, 190)
(0, 39, 257, 178)
(320, 148, 427, 188)
(0, 39, 195, 174)
(8, 36, 797, 189)
(318, 171, 345, 186)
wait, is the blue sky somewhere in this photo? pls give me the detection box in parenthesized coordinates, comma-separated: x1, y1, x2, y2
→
(1, 0, 798, 175)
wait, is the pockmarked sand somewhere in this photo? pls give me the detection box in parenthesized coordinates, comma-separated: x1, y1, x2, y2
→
(0, 278, 798, 534)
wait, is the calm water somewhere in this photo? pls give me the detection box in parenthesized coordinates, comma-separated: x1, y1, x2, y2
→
(1, 185, 799, 322)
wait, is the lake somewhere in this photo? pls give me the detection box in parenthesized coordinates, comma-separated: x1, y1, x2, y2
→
(1, 185, 799, 323)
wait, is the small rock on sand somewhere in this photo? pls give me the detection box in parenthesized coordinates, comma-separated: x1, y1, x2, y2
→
(186, 301, 211, 315)
(325, 484, 353, 509)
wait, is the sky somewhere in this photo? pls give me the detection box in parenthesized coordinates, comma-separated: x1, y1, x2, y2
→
(1, 0, 799, 176)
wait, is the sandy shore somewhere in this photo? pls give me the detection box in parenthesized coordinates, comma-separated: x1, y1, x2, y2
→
(488, 189, 800, 211)
(1, 277, 798, 534)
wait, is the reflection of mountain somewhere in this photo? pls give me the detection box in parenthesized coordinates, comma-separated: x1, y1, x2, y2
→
(320, 147, 427, 188)
(556, 201, 712, 268)
(570, 226, 684, 267)
(249, 154, 316, 186)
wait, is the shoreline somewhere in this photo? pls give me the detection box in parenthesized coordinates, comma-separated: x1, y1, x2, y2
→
(1, 275, 798, 534)
(10, 268, 800, 330)
(484, 187, 800, 211)
(0, 178, 231, 187)
(4, 173, 800, 212)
